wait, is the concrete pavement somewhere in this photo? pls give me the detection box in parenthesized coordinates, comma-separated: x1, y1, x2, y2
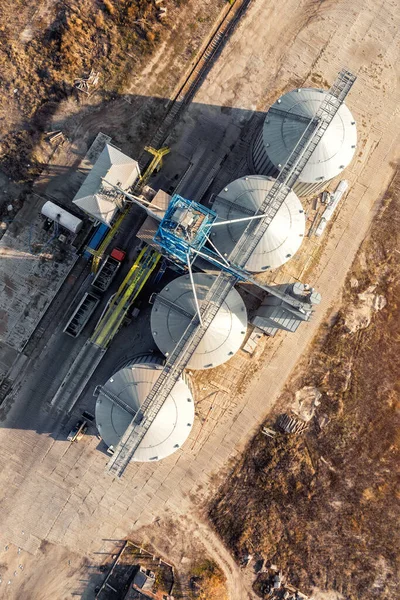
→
(0, 0, 399, 597)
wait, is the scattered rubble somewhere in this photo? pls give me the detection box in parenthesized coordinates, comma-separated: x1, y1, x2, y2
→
(254, 565, 309, 599)
(276, 414, 308, 435)
(344, 285, 386, 333)
(292, 386, 321, 422)
(74, 70, 100, 95)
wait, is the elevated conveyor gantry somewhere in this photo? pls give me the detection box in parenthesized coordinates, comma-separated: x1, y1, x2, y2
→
(107, 69, 357, 477)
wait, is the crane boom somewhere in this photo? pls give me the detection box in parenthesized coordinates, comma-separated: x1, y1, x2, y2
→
(107, 69, 356, 477)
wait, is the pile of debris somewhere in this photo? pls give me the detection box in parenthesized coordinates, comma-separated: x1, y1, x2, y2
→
(45, 130, 66, 146)
(261, 414, 308, 438)
(252, 562, 309, 599)
(74, 69, 100, 95)
(154, 0, 167, 19)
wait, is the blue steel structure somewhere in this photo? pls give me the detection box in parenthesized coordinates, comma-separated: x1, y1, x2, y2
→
(154, 194, 253, 281)
(154, 195, 217, 268)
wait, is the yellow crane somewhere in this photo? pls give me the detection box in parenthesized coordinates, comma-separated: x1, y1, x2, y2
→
(140, 146, 170, 187)
(91, 246, 161, 348)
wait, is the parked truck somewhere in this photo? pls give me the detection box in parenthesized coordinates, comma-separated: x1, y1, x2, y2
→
(63, 291, 100, 337)
(91, 248, 126, 293)
(63, 248, 126, 338)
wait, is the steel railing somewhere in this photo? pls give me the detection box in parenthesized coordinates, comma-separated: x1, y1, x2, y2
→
(107, 69, 356, 476)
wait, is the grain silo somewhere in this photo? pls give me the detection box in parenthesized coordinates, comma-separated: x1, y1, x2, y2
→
(210, 175, 305, 271)
(95, 355, 194, 462)
(252, 88, 357, 196)
(151, 273, 247, 370)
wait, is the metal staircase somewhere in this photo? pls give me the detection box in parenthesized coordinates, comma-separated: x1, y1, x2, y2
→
(230, 69, 356, 269)
(107, 69, 356, 477)
(107, 271, 236, 476)
(95, 385, 138, 417)
(267, 106, 313, 125)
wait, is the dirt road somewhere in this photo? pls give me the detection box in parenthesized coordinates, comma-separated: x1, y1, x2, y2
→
(191, 519, 255, 600)
(0, 0, 398, 598)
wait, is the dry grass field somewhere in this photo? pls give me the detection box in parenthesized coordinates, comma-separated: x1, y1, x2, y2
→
(209, 169, 400, 599)
(0, 0, 224, 182)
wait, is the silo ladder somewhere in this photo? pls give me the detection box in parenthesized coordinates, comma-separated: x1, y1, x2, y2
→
(107, 271, 237, 477)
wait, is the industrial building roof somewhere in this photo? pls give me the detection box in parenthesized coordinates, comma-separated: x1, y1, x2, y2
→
(151, 273, 247, 369)
(211, 175, 305, 271)
(95, 357, 194, 462)
(73, 144, 140, 226)
(262, 88, 357, 183)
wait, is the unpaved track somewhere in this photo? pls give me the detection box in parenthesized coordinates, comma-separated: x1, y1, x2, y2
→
(190, 517, 255, 600)
(0, 0, 399, 598)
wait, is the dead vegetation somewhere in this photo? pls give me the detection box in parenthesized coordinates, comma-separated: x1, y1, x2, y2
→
(189, 559, 228, 600)
(0, 0, 166, 181)
(208, 168, 400, 599)
(0, 0, 227, 184)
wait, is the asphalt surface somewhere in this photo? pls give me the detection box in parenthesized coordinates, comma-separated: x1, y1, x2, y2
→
(0, 0, 398, 598)
(0, 202, 160, 434)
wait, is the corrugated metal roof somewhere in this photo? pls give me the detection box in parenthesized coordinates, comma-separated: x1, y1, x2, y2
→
(151, 273, 247, 370)
(252, 307, 302, 333)
(95, 358, 194, 462)
(211, 175, 305, 271)
(262, 88, 357, 183)
(150, 189, 171, 217)
(73, 144, 140, 226)
(136, 216, 162, 251)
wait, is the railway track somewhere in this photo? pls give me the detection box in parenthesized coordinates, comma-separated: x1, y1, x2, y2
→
(146, 0, 253, 153)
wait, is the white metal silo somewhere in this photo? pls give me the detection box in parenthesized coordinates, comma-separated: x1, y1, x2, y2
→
(211, 175, 305, 271)
(252, 88, 357, 196)
(151, 273, 247, 370)
(95, 355, 194, 462)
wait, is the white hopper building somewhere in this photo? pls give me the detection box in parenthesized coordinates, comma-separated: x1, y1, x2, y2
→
(95, 356, 194, 462)
(252, 88, 357, 196)
(151, 273, 247, 370)
(211, 175, 305, 271)
(73, 144, 140, 226)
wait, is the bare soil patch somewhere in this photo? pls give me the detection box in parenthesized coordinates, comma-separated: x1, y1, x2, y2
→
(208, 169, 400, 599)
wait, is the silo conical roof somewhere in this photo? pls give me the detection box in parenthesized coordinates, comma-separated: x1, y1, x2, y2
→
(211, 175, 305, 271)
(260, 88, 357, 184)
(151, 273, 247, 370)
(95, 356, 194, 462)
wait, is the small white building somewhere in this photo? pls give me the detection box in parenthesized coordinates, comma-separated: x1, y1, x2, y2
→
(73, 144, 140, 226)
(41, 201, 83, 234)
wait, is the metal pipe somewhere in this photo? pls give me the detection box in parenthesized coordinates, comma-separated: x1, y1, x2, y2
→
(189, 247, 311, 312)
(209, 212, 271, 227)
(205, 234, 230, 266)
(101, 178, 165, 219)
(189, 246, 240, 276)
(186, 253, 203, 326)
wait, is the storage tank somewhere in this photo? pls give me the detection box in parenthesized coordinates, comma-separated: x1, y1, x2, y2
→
(211, 175, 305, 271)
(95, 355, 194, 462)
(151, 273, 247, 370)
(41, 201, 83, 234)
(252, 88, 357, 196)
